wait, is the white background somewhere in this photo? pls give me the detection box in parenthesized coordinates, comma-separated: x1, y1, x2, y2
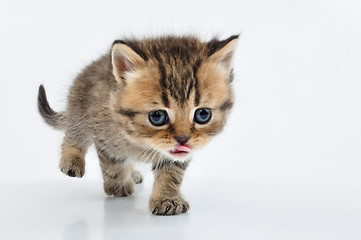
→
(1, 0, 360, 239)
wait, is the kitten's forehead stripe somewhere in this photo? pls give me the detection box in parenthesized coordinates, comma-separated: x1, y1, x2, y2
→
(193, 60, 201, 106)
(152, 46, 170, 108)
(136, 37, 206, 106)
(186, 76, 194, 100)
(161, 92, 170, 108)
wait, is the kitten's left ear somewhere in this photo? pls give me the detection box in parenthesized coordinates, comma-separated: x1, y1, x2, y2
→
(207, 35, 239, 73)
(111, 40, 146, 84)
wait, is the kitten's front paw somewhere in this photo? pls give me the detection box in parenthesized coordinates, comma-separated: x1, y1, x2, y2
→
(104, 180, 134, 197)
(150, 196, 189, 216)
(132, 170, 143, 184)
(59, 156, 85, 178)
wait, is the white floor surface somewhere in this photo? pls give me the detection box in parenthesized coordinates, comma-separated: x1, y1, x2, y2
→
(1, 152, 360, 240)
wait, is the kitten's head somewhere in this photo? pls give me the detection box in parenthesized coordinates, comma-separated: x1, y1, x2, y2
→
(109, 35, 238, 161)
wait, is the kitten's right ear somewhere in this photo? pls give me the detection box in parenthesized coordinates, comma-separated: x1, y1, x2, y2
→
(111, 41, 146, 84)
(206, 35, 239, 74)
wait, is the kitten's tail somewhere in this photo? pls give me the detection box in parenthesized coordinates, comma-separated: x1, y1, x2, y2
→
(37, 85, 66, 130)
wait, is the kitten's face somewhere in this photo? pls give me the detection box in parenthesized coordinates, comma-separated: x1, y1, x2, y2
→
(110, 36, 237, 161)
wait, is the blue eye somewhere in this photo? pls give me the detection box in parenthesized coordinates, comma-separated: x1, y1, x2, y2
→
(149, 110, 168, 126)
(194, 108, 212, 124)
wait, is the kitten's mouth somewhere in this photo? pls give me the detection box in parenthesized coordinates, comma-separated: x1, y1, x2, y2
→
(169, 145, 192, 156)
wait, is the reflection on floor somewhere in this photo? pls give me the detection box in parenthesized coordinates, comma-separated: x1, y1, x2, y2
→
(1, 166, 361, 240)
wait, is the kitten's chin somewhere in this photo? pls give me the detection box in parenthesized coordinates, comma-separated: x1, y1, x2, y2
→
(160, 146, 194, 162)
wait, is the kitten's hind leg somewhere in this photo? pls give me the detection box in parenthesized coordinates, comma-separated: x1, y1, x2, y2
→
(60, 132, 89, 178)
(130, 164, 143, 184)
(132, 170, 143, 184)
(96, 146, 135, 197)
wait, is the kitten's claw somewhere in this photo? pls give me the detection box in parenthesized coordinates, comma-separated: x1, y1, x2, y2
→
(132, 170, 143, 184)
(150, 196, 189, 215)
(67, 169, 76, 177)
(104, 180, 134, 197)
(59, 160, 85, 178)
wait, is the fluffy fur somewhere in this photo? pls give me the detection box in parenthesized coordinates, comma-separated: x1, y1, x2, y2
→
(38, 35, 238, 215)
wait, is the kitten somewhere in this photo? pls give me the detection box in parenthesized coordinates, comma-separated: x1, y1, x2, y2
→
(38, 35, 238, 215)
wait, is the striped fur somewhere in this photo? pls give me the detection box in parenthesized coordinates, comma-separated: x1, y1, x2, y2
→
(37, 35, 238, 215)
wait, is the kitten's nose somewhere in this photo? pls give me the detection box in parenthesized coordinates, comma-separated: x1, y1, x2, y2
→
(174, 136, 190, 145)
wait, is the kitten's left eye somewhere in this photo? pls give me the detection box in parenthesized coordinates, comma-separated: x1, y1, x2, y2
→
(149, 110, 168, 126)
(194, 108, 212, 124)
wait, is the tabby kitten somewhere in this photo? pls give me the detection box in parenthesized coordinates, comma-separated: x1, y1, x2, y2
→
(38, 35, 238, 215)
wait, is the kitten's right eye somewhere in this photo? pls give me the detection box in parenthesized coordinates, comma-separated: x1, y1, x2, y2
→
(149, 110, 168, 126)
(194, 108, 212, 124)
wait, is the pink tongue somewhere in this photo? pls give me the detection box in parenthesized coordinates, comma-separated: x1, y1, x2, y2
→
(176, 145, 192, 153)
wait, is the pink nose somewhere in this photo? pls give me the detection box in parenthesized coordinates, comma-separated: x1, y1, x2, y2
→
(174, 136, 190, 145)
